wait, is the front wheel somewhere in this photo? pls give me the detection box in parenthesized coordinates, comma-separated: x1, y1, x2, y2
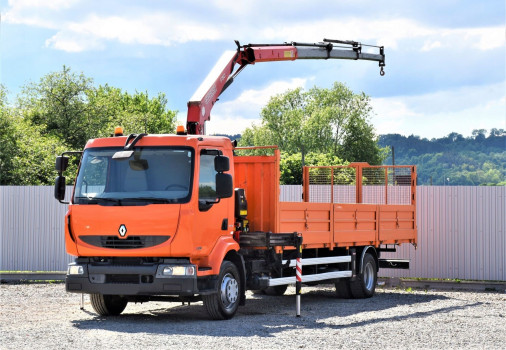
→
(202, 261, 241, 320)
(349, 252, 377, 298)
(90, 294, 128, 316)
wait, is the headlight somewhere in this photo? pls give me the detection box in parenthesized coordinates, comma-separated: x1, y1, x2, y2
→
(68, 265, 84, 275)
(161, 265, 195, 276)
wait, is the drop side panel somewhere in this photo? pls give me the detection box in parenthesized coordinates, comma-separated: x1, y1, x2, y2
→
(279, 202, 332, 247)
(333, 204, 378, 246)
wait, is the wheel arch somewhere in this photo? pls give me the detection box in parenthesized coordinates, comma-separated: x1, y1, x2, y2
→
(202, 236, 240, 275)
(358, 245, 378, 274)
(224, 250, 246, 306)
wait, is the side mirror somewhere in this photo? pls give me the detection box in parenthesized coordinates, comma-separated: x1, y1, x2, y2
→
(214, 155, 230, 173)
(216, 173, 233, 198)
(55, 156, 69, 172)
(54, 176, 66, 201)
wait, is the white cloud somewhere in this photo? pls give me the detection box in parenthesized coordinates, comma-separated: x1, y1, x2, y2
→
(43, 13, 223, 51)
(45, 31, 104, 52)
(421, 40, 442, 52)
(4, 0, 503, 54)
(216, 77, 310, 115)
(4, 0, 78, 28)
(206, 116, 263, 136)
(426, 26, 505, 51)
(7, 0, 78, 10)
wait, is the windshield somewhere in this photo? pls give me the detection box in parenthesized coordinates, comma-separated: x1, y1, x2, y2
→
(73, 147, 194, 205)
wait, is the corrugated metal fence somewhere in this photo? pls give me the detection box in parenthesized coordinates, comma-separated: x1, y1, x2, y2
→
(1, 186, 74, 271)
(1, 186, 505, 281)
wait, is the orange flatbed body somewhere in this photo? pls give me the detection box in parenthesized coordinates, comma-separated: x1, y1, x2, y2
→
(234, 147, 417, 250)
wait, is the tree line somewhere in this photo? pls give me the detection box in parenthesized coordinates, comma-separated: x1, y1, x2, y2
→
(0, 66, 176, 185)
(379, 132, 505, 186)
(1, 67, 383, 186)
(2, 66, 503, 187)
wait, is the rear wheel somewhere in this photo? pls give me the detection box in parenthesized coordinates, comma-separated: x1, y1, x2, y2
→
(349, 253, 377, 298)
(202, 261, 241, 320)
(335, 279, 352, 299)
(90, 294, 128, 316)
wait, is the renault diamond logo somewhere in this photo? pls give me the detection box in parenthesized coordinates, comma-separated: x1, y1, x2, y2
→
(118, 224, 127, 237)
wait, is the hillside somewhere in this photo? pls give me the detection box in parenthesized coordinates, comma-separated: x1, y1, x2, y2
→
(378, 130, 505, 186)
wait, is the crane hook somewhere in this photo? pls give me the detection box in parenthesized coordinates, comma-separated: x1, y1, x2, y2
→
(380, 67, 385, 76)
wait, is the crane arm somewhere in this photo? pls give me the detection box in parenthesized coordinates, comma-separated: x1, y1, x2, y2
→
(186, 39, 385, 135)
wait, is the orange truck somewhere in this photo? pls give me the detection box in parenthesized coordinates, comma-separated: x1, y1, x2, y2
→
(55, 39, 417, 320)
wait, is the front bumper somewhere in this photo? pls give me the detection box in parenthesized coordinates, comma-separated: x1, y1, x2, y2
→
(66, 258, 215, 296)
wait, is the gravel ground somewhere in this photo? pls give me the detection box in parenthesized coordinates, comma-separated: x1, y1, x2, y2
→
(1, 283, 505, 350)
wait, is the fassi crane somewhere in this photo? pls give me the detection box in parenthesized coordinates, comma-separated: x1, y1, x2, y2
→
(186, 39, 386, 135)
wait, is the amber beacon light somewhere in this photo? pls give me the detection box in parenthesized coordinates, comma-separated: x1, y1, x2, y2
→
(114, 127, 124, 136)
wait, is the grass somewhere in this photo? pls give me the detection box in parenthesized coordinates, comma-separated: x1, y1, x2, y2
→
(399, 277, 505, 283)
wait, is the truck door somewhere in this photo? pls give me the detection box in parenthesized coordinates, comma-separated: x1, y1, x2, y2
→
(193, 149, 232, 255)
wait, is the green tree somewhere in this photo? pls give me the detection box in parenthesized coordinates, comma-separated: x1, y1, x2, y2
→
(240, 82, 385, 168)
(18, 65, 98, 150)
(8, 120, 70, 185)
(250, 87, 306, 153)
(3, 67, 178, 185)
(0, 85, 18, 184)
(108, 90, 176, 135)
(17, 67, 177, 150)
(280, 152, 347, 184)
(88, 85, 176, 136)
(0, 89, 70, 185)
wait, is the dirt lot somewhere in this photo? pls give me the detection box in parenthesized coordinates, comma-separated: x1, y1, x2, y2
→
(1, 283, 505, 349)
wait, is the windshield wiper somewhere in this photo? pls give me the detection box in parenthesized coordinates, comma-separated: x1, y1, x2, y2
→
(74, 196, 176, 205)
(120, 197, 176, 204)
(75, 197, 122, 205)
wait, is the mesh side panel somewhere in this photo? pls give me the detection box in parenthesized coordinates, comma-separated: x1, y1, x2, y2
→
(362, 168, 386, 204)
(308, 168, 332, 203)
(387, 167, 412, 205)
(306, 165, 413, 205)
(333, 167, 356, 203)
(362, 167, 412, 205)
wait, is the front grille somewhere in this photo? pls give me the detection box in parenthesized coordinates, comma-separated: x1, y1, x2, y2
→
(106, 274, 140, 284)
(79, 235, 170, 249)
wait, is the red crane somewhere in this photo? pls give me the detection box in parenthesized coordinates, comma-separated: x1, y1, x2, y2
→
(186, 39, 385, 135)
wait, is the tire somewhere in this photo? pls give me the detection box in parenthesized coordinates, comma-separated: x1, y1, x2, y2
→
(263, 284, 288, 296)
(335, 279, 352, 299)
(90, 294, 128, 316)
(349, 252, 377, 299)
(202, 261, 241, 320)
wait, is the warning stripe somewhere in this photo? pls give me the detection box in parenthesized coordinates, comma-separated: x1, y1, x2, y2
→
(296, 258, 302, 282)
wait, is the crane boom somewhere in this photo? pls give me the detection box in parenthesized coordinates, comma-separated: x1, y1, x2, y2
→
(186, 39, 385, 135)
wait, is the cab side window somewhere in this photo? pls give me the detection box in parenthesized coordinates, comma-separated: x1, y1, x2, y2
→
(198, 153, 217, 201)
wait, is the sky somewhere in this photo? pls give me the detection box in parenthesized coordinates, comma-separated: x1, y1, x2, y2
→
(1, 0, 504, 139)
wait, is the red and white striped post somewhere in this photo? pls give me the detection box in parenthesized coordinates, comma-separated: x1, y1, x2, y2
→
(295, 234, 302, 317)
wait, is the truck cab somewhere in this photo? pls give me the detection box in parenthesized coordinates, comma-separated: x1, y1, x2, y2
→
(58, 132, 243, 319)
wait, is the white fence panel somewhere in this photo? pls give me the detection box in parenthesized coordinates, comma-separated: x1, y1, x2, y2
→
(1, 185, 505, 281)
(279, 185, 505, 281)
(1, 186, 73, 271)
(378, 186, 505, 281)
